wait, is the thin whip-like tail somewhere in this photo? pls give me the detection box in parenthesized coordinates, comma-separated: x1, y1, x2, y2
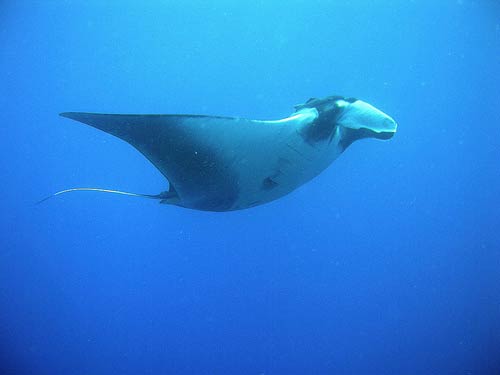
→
(36, 187, 168, 205)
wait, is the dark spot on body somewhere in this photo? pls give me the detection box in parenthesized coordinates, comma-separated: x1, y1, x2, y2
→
(262, 177, 279, 190)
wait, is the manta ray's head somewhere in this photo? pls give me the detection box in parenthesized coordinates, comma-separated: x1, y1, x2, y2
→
(296, 95, 398, 148)
(335, 98, 398, 147)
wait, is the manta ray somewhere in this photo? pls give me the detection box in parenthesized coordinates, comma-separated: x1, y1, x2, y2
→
(42, 95, 397, 211)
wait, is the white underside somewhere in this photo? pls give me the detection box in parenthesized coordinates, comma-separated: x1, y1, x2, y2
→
(207, 108, 343, 209)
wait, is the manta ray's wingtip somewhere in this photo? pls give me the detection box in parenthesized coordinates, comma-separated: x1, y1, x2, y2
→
(59, 112, 77, 119)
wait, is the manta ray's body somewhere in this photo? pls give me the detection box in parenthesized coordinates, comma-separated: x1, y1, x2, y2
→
(49, 95, 397, 211)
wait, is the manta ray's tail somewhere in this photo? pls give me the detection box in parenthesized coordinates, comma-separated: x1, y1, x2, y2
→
(36, 187, 166, 205)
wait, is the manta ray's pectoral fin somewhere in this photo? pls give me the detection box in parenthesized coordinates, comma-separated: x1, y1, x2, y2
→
(59, 111, 247, 211)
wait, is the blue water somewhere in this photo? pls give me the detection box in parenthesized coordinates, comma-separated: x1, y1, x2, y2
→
(1, 1, 499, 374)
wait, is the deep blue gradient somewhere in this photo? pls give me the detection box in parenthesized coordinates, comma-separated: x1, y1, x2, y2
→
(1, 1, 499, 374)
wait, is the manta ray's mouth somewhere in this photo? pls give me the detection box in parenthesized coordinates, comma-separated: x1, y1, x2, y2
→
(368, 127, 396, 139)
(366, 117, 398, 139)
(375, 116, 398, 135)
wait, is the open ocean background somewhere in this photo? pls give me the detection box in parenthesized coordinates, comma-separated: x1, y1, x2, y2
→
(1, 1, 499, 374)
